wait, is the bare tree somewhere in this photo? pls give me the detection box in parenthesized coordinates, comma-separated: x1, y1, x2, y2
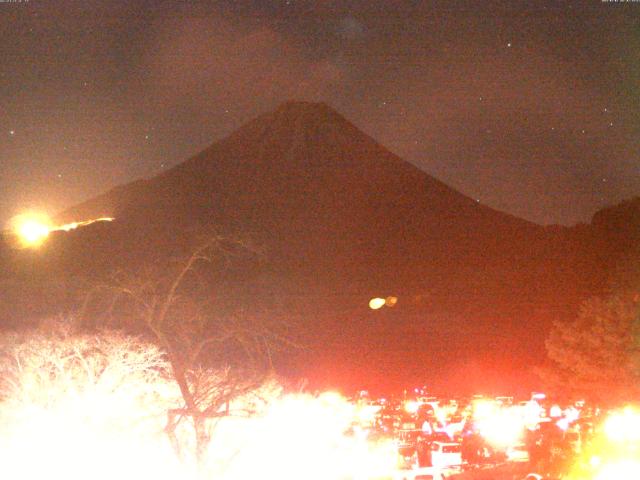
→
(78, 234, 295, 466)
(0, 321, 177, 424)
(0, 321, 184, 480)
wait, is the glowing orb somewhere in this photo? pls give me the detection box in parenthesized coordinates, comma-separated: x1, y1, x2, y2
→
(12, 214, 51, 247)
(369, 298, 386, 310)
(385, 296, 398, 307)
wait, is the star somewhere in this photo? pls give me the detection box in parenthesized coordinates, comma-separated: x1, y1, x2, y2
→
(507, 42, 512, 47)
(9, 130, 15, 136)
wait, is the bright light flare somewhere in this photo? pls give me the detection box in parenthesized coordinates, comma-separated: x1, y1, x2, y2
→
(1, 357, 396, 480)
(2, 405, 185, 480)
(0, 328, 407, 480)
(368, 296, 398, 310)
(0, 331, 187, 480)
(206, 391, 397, 480)
(356, 403, 382, 426)
(7, 213, 114, 248)
(476, 408, 525, 450)
(550, 405, 562, 418)
(369, 297, 386, 310)
(11, 213, 51, 247)
(604, 407, 640, 443)
(472, 399, 528, 450)
(404, 400, 421, 414)
(564, 406, 640, 480)
(472, 398, 499, 420)
(593, 460, 640, 480)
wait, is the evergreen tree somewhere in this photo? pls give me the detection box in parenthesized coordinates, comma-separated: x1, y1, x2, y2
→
(542, 293, 640, 405)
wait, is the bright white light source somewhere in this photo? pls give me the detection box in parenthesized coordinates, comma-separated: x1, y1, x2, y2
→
(604, 407, 640, 443)
(11, 213, 51, 247)
(7, 213, 115, 248)
(594, 460, 640, 480)
(369, 296, 398, 310)
(369, 298, 386, 310)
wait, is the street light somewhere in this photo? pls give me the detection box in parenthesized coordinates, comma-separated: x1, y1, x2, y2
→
(368, 296, 398, 310)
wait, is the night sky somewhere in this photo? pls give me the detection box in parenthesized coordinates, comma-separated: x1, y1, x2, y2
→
(1, 0, 639, 227)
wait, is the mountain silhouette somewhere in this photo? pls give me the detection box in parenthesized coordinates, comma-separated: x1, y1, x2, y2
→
(58, 102, 570, 292)
(3, 101, 632, 394)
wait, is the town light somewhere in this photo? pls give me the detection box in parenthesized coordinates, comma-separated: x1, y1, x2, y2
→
(11, 213, 52, 247)
(404, 400, 420, 414)
(369, 298, 386, 310)
(368, 296, 398, 310)
(603, 407, 640, 443)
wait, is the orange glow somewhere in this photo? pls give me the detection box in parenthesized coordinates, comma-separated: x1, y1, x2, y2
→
(7, 213, 114, 248)
(11, 213, 51, 247)
(385, 296, 398, 307)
